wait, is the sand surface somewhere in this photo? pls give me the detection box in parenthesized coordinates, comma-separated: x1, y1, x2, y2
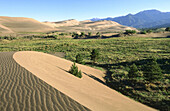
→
(0, 52, 89, 111)
(0, 16, 55, 33)
(14, 51, 156, 111)
(44, 19, 137, 33)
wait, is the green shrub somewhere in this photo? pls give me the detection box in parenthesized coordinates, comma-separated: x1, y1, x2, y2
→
(128, 63, 141, 79)
(140, 31, 147, 34)
(80, 32, 85, 38)
(146, 29, 152, 33)
(72, 32, 80, 39)
(88, 32, 92, 37)
(124, 30, 136, 35)
(76, 54, 83, 64)
(96, 32, 101, 38)
(90, 49, 99, 64)
(69, 62, 82, 78)
(144, 58, 163, 82)
(165, 27, 170, 31)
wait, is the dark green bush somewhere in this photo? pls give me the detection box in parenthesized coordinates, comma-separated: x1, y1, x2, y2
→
(90, 49, 99, 64)
(76, 54, 83, 64)
(96, 32, 101, 38)
(80, 32, 85, 37)
(69, 62, 82, 78)
(88, 32, 92, 37)
(140, 31, 147, 34)
(128, 63, 140, 79)
(165, 27, 170, 31)
(124, 30, 136, 35)
(144, 58, 163, 82)
(146, 29, 152, 33)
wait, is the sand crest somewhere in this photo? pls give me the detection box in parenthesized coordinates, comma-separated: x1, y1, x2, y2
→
(13, 51, 156, 111)
(0, 52, 89, 111)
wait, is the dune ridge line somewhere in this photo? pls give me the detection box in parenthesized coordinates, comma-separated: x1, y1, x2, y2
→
(0, 52, 89, 111)
(13, 51, 156, 111)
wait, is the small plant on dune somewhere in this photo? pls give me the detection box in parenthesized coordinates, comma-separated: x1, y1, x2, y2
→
(76, 53, 83, 64)
(90, 49, 99, 64)
(69, 62, 82, 78)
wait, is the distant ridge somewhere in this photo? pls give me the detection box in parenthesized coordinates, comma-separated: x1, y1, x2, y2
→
(44, 19, 137, 33)
(90, 9, 170, 28)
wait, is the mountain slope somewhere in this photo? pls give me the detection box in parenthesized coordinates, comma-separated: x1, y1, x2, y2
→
(91, 9, 170, 28)
(0, 16, 55, 33)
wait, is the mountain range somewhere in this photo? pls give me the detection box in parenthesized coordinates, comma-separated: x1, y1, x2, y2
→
(91, 9, 170, 29)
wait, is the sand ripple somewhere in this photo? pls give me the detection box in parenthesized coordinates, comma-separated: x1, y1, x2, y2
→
(0, 52, 89, 111)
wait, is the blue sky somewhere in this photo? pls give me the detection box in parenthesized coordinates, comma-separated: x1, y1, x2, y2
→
(0, 0, 170, 22)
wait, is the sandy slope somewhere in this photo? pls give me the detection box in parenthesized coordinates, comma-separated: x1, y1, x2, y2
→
(0, 16, 136, 34)
(0, 24, 14, 33)
(0, 16, 55, 33)
(0, 52, 89, 111)
(14, 51, 156, 111)
(44, 19, 137, 33)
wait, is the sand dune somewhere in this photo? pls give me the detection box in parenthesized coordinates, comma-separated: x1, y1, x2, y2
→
(0, 16, 55, 33)
(0, 52, 89, 111)
(0, 24, 14, 33)
(0, 16, 137, 34)
(14, 51, 156, 111)
(46, 19, 137, 33)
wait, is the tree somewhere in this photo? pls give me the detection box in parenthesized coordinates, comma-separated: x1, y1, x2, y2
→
(140, 31, 147, 34)
(76, 54, 83, 64)
(165, 27, 170, 31)
(144, 58, 163, 82)
(69, 62, 82, 78)
(146, 29, 152, 33)
(88, 32, 92, 37)
(90, 49, 99, 64)
(124, 30, 136, 35)
(80, 32, 85, 38)
(72, 32, 80, 39)
(96, 32, 101, 38)
(128, 63, 140, 79)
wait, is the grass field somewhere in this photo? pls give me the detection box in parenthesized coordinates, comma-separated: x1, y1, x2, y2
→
(0, 36, 169, 64)
(0, 35, 170, 110)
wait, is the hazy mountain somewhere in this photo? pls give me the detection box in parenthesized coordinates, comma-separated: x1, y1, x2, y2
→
(91, 9, 170, 28)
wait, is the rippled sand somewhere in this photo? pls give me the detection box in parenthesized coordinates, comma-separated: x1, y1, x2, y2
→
(0, 52, 89, 111)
